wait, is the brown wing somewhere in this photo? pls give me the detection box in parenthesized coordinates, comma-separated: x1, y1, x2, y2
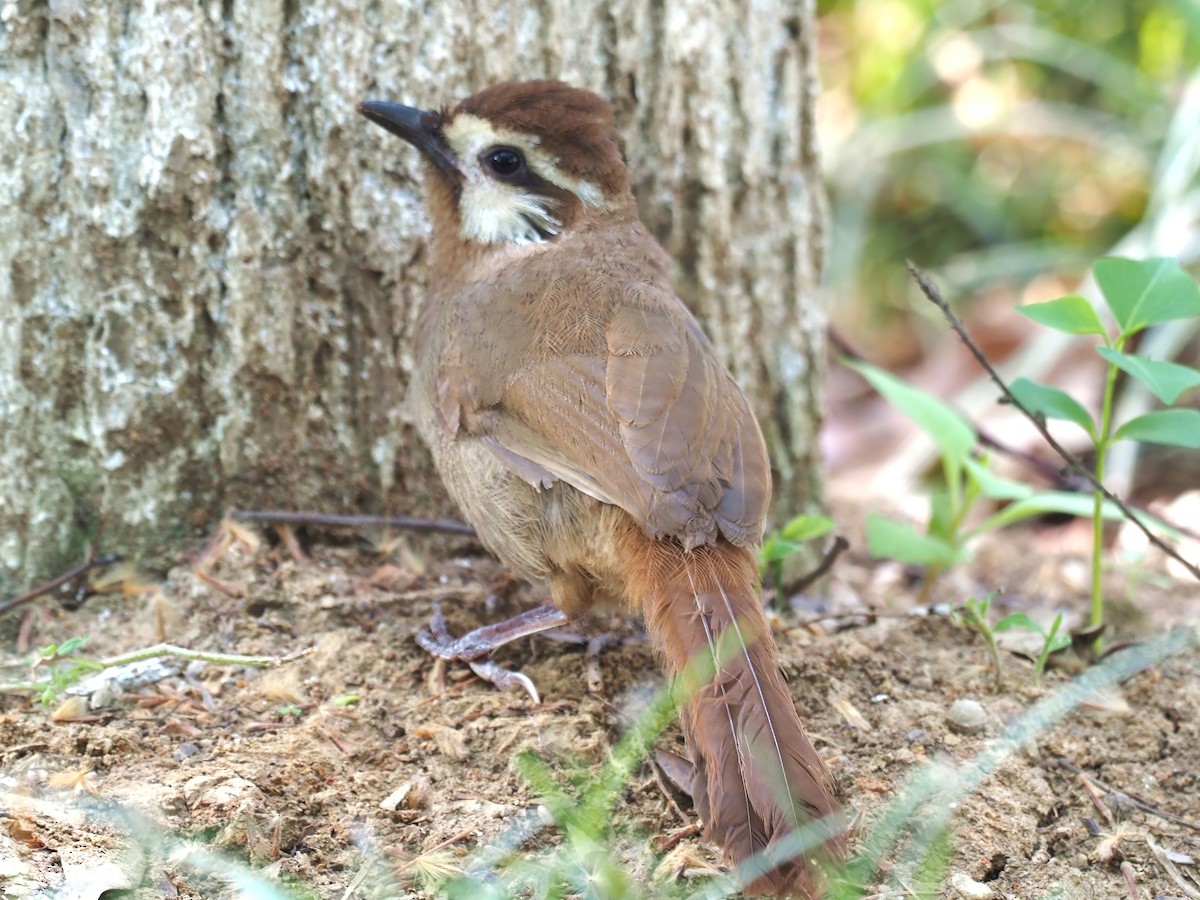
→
(438, 278, 771, 549)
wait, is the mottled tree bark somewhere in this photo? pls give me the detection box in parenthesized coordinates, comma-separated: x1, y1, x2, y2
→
(0, 0, 826, 592)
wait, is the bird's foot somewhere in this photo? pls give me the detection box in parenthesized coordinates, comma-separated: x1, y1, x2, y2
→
(416, 601, 569, 703)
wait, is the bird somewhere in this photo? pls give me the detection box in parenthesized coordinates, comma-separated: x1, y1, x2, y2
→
(358, 80, 847, 896)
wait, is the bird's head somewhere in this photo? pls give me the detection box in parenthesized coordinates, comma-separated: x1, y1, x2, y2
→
(359, 81, 634, 250)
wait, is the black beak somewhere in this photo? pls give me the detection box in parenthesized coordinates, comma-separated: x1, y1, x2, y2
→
(357, 100, 458, 175)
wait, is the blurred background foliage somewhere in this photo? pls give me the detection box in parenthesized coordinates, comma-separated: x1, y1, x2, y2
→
(817, 0, 1200, 367)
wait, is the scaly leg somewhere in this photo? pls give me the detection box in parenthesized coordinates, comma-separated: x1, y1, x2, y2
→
(416, 602, 569, 703)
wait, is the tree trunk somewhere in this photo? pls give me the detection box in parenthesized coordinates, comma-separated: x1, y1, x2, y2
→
(0, 0, 826, 593)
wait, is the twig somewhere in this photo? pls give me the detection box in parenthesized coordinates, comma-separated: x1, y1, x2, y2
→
(907, 262, 1200, 583)
(1146, 834, 1200, 900)
(94, 642, 314, 669)
(1058, 758, 1200, 833)
(0, 644, 314, 697)
(229, 509, 476, 536)
(975, 426, 1078, 486)
(409, 825, 476, 859)
(788, 535, 850, 595)
(0, 553, 124, 616)
(1121, 860, 1142, 900)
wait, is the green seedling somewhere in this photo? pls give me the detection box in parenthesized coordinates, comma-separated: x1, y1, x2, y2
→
(30, 635, 104, 705)
(1013, 257, 1200, 637)
(957, 595, 1005, 690)
(956, 595, 1070, 689)
(760, 513, 835, 589)
(844, 359, 1124, 602)
(998, 611, 1069, 686)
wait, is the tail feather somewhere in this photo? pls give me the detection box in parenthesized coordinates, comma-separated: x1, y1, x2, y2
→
(621, 528, 847, 897)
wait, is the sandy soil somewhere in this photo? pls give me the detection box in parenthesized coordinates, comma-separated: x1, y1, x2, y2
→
(1, 519, 1198, 899)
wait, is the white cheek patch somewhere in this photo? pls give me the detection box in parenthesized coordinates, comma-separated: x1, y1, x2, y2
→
(458, 179, 562, 245)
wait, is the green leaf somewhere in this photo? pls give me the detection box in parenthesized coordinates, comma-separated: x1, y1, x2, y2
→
(994, 612, 1045, 636)
(844, 359, 975, 466)
(1095, 347, 1200, 405)
(761, 535, 801, 564)
(971, 491, 1125, 534)
(1093, 257, 1200, 335)
(1045, 618, 1071, 653)
(1114, 409, 1200, 448)
(865, 514, 961, 566)
(1009, 378, 1096, 438)
(927, 491, 955, 542)
(963, 458, 1035, 501)
(1017, 295, 1106, 336)
(780, 514, 834, 542)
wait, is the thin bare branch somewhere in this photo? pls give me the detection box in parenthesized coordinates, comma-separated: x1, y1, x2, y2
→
(788, 536, 851, 595)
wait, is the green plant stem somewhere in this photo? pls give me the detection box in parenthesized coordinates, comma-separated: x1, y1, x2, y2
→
(1032, 614, 1065, 686)
(1091, 351, 1122, 644)
(963, 603, 1004, 691)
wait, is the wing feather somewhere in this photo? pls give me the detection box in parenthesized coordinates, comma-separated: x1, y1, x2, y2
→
(442, 278, 770, 547)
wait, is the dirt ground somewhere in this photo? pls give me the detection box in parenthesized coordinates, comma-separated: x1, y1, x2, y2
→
(1, 513, 1198, 899)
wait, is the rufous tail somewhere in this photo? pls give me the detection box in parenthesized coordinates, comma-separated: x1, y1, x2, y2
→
(620, 528, 848, 897)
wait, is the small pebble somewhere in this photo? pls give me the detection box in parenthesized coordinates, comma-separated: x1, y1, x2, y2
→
(947, 699, 988, 735)
(949, 872, 993, 898)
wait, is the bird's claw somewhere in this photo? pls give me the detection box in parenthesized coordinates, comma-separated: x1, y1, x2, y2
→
(466, 657, 540, 704)
(415, 600, 549, 703)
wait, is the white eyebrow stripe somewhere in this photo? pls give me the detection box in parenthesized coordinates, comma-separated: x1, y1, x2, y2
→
(442, 113, 606, 209)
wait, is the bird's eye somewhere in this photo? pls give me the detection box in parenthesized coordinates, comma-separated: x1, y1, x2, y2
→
(482, 147, 525, 178)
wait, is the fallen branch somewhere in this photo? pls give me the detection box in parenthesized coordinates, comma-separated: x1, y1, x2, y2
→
(229, 509, 476, 536)
(0, 553, 124, 616)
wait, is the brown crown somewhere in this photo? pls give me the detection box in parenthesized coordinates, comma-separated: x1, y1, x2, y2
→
(451, 80, 630, 200)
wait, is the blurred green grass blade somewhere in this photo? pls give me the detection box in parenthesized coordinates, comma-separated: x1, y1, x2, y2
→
(1113, 409, 1200, 448)
(970, 23, 1154, 108)
(1096, 346, 1200, 405)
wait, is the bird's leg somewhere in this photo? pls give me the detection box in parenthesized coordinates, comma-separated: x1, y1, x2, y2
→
(417, 601, 569, 703)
